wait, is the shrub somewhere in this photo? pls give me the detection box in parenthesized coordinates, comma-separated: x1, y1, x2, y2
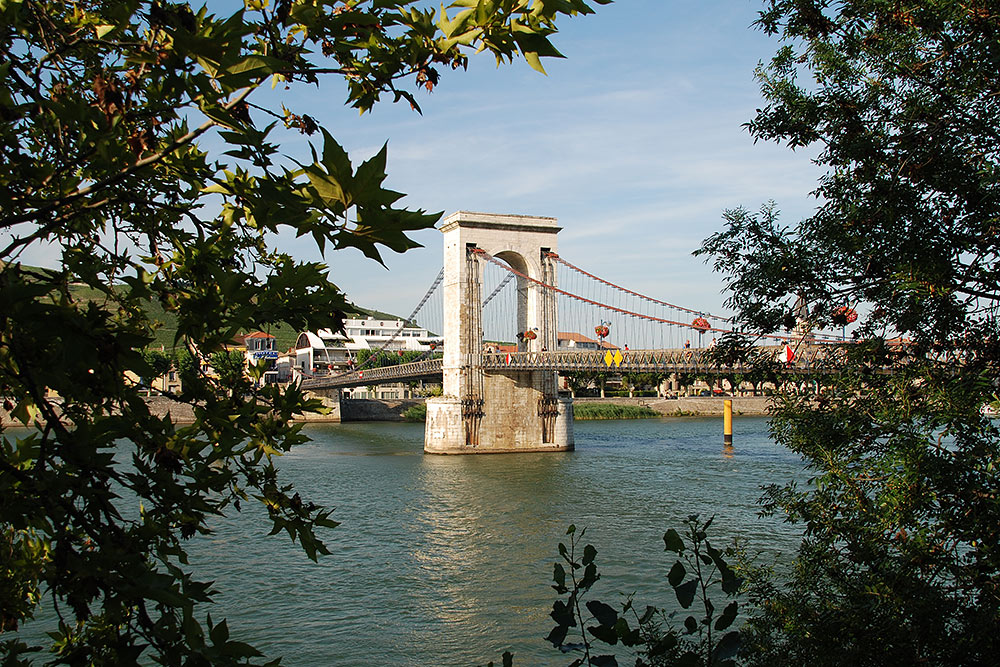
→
(575, 404, 658, 420)
(402, 403, 427, 422)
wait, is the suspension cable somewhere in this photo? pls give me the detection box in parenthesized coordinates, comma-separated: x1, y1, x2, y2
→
(546, 252, 732, 324)
(475, 249, 840, 344)
(483, 271, 514, 307)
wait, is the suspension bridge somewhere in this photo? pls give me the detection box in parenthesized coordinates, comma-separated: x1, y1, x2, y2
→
(301, 212, 849, 454)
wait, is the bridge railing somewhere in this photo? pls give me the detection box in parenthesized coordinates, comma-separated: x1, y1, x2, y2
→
(300, 344, 854, 390)
(479, 346, 847, 374)
(300, 358, 444, 389)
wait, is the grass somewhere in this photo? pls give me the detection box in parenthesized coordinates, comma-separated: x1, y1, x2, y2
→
(574, 403, 659, 420)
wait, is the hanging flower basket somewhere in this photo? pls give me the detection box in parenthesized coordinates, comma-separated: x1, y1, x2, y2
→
(833, 306, 858, 325)
(523, 330, 537, 340)
(692, 317, 711, 333)
(594, 324, 610, 339)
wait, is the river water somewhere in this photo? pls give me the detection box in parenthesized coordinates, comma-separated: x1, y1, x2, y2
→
(180, 416, 805, 666)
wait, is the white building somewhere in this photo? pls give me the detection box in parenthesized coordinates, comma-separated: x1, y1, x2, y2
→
(557, 331, 617, 350)
(293, 318, 442, 398)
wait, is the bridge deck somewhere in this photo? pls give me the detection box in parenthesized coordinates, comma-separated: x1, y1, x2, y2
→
(299, 347, 839, 390)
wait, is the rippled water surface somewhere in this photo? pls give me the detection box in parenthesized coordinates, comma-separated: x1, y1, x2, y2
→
(184, 417, 805, 666)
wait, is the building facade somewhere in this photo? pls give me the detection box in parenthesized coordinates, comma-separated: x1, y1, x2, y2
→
(293, 318, 442, 398)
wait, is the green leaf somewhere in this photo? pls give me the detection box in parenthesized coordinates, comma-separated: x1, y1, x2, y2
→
(713, 631, 741, 661)
(638, 605, 656, 625)
(667, 560, 686, 587)
(714, 601, 738, 631)
(675, 579, 698, 609)
(663, 528, 685, 553)
(320, 129, 354, 184)
(683, 615, 698, 633)
(586, 599, 617, 627)
(552, 562, 567, 592)
(550, 599, 576, 628)
(10, 398, 39, 426)
(545, 623, 569, 647)
(587, 623, 618, 646)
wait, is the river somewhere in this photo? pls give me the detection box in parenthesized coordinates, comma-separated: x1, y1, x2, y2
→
(179, 416, 805, 666)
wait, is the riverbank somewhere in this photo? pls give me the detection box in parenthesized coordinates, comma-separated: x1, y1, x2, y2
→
(293, 395, 773, 422)
(574, 396, 772, 417)
(0, 395, 772, 427)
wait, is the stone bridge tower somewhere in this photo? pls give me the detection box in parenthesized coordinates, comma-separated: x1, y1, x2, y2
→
(424, 211, 574, 454)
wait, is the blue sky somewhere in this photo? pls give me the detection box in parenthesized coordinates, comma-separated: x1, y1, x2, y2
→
(9, 0, 824, 322)
(271, 0, 824, 319)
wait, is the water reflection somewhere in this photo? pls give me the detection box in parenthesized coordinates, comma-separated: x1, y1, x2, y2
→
(409, 452, 576, 657)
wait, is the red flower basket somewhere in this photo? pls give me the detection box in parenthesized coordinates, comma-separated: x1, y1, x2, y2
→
(692, 317, 711, 333)
(523, 330, 537, 340)
(594, 325, 610, 339)
(833, 306, 858, 324)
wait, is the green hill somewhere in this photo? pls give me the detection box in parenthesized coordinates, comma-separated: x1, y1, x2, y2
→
(11, 263, 409, 353)
(63, 281, 400, 353)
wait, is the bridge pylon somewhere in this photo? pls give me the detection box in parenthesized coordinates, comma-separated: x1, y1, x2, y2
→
(425, 211, 574, 454)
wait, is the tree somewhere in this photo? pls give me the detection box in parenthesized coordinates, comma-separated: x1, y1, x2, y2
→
(544, 519, 742, 667)
(703, 332, 778, 396)
(141, 349, 174, 382)
(698, 1, 1000, 663)
(0, 0, 607, 662)
(210, 349, 249, 388)
(621, 372, 658, 397)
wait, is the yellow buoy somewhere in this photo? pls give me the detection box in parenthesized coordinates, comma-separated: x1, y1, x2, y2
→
(724, 399, 733, 448)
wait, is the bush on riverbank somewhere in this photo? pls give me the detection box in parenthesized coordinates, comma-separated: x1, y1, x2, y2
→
(574, 403, 659, 420)
(402, 403, 427, 422)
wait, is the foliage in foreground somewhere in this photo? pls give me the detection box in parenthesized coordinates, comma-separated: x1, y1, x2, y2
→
(0, 0, 607, 662)
(696, 0, 1000, 664)
(543, 518, 741, 667)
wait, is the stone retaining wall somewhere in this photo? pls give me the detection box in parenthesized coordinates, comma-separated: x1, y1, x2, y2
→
(341, 398, 422, 422)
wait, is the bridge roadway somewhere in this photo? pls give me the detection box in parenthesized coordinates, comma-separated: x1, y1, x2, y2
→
(299, 346, 840, 390)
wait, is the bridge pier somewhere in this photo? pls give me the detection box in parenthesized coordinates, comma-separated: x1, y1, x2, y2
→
(303, 388, 342, 422)
(425, 373, 574, 454)
(425, 212, 574, 454)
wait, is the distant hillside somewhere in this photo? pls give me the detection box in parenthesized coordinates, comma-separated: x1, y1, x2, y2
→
(63, 281, 402, 353)
(139, 306, 408, 353)
(11, 263, 407, 352)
